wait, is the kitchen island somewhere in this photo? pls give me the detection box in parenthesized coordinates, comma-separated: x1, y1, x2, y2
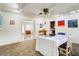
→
(35, 35, 68, 56)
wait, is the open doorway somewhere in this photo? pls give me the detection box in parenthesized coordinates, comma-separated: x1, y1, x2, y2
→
(21, 21, 34, 40)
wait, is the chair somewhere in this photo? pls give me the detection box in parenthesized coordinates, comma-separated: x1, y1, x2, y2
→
(58, 36, 72, 56)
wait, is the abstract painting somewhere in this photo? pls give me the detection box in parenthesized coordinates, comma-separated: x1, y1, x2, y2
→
(58, 20, 65, 27)
(68, 20, 78, 28)
(10, 20, 15, 25)
(0, 15, 3, 28)
(50, 21, 55, 28)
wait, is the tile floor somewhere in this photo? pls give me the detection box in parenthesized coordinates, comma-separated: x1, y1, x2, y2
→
(0, 39, 78, 56)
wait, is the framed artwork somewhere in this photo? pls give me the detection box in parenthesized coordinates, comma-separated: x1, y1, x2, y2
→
(58, 20, 65, 27)
(10, 20, 15, 25)
(40, 24, 43, 28)
(50, 21, 55, 28)
(0, 15, 3, 28)
(68, 20, 78, 28)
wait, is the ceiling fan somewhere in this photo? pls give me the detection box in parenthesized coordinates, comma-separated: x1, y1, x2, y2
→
(39, 8, 49, 15)
(38, 4, 56, 16)
(38, 7, 55, 17)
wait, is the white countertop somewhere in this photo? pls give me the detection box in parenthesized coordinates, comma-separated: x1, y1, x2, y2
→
(35, 35, 68, 56)
(35, 35, 68, 47)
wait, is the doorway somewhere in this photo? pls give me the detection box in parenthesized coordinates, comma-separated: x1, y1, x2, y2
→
(21, 21, 34, 40)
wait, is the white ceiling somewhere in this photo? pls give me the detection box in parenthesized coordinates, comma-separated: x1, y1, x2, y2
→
(0, 3, 19, 13)
(0, 3, 79, 17)
(21, 3, 79, 17)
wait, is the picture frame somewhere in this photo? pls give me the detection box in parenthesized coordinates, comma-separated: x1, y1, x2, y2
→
(40, 24, 43, 28)
(0, 15, 3, 28)
(10, 20, 15, 25)
(58, 20, 65, 27)
(50, 21, 55, 28)
(68, 20, 78, 28)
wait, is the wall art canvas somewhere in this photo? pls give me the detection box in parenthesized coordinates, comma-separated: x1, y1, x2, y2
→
(50, 21, 55, 28)
(0, 15, 3, 28)
(68, 20, 78, 28)
(10, 20, 15, 25)
(40, 24, 43, 28)
(58, 20, 65, 26)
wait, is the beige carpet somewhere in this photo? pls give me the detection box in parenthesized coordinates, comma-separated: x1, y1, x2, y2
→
(0, 39, 78, 56)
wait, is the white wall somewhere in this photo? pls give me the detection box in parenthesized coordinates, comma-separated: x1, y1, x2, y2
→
(0, 11, 27, 46)
(54, 14, 79, 44)
(21, 20, 35, 40)
(34, 17, 50, 36)
(35, 14, 79, 44)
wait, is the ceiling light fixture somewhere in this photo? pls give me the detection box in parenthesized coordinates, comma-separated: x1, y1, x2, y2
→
(43, 8, 49, 15)
(39, 8, 49, 16)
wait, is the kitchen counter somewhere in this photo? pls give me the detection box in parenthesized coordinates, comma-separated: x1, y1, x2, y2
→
(35, 35, 68, 56)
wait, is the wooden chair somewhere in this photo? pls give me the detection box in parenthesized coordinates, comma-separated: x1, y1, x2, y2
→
(58, 36, 72, 56)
